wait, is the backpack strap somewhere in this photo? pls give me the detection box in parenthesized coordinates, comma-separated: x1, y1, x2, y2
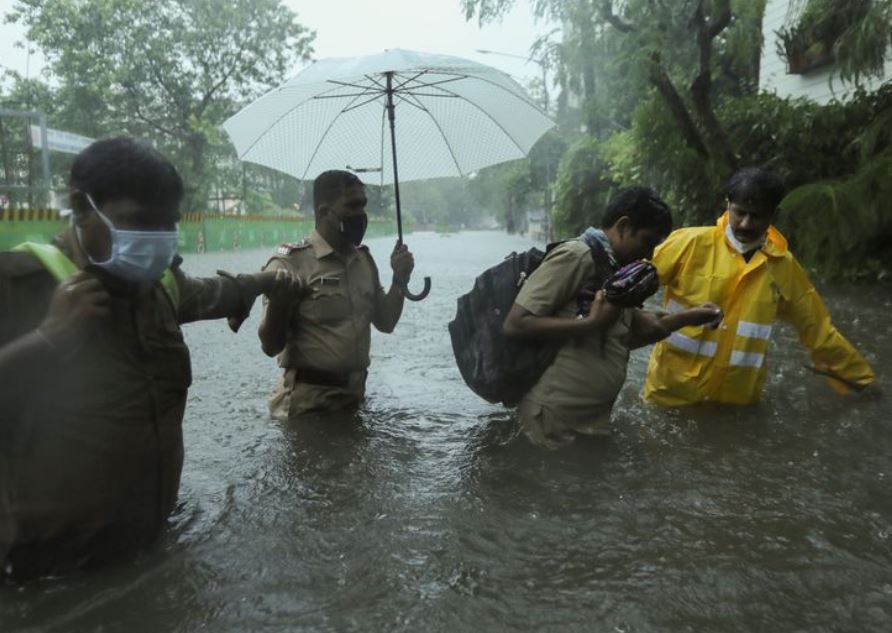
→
(584, 237, 613, 289)
(544, 236, 614, 289)
(12, 242, 78, 281)
(159, 269, 179, 309)
(12, 241, 180, 309)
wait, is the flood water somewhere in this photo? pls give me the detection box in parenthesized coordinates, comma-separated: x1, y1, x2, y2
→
(3, 230, 892, 632)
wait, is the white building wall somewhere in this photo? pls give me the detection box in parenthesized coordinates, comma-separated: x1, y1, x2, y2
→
(760, 0, 892, 104)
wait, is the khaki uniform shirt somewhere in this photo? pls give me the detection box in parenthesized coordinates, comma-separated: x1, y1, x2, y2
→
(264, 230, 390, 418)
(0, 229, 255, 579)
(514, 240, 632, 445)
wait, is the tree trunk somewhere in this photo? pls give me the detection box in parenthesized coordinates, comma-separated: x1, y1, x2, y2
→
(689, 0, 738, 173)
(648, 54, 710, 159)
(186, 133, 207, 213)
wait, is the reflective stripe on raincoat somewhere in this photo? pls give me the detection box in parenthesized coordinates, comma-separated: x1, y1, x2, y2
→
(643, 212, 875, 406)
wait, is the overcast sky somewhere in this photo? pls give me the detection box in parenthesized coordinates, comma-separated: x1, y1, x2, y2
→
(0, 0, 554, 86)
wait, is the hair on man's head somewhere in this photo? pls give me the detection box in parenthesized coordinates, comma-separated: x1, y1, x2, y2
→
(601, 187, 673, 237)
(726, 167, 785, 211)
(69, 137, 184, 210)
(313, 170, 364, 210)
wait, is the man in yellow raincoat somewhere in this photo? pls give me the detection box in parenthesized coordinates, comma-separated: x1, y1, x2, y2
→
(644, 167, 875, 406)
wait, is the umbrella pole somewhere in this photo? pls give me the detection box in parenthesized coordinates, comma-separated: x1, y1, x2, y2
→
(385, 72, 404, 245)
(385, 71, 431, 301)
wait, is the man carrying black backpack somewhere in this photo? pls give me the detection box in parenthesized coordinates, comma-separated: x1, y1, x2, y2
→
(503, 187, 721, 448)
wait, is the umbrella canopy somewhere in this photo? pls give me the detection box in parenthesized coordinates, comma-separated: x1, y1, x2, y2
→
(222, 48, 554, 185)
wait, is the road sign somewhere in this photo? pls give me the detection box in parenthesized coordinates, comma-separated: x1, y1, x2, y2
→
(29, 125, 94, 155)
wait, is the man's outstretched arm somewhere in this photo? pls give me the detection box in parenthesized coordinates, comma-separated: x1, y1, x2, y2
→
(622, 303, 723, 349)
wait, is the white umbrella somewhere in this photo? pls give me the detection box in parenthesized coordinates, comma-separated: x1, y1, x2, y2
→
(222, 48, 554, 300)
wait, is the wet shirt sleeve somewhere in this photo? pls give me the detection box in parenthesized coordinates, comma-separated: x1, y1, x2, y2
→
(172, 267, 256, 325)
(652, 229, 690, 286)
(777, 257, 875, 392)
(514, 243, 592, 317)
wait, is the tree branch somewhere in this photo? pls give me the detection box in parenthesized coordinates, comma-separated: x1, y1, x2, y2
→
(122, 85, 180, 138)
(647, 52, 709, 159)
(600, 0, 636, 33)
(690, 0, 738, 172)
(195, 48, 246, 117)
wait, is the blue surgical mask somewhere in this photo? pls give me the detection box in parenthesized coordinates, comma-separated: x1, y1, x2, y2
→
(80, 193, 179, 282)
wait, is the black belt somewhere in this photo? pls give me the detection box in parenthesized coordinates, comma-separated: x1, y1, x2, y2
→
(293, 368, 351, 387)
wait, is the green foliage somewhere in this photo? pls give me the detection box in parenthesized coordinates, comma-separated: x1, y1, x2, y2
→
(834, 0, 892, 84)
(777, 150, 892, 279)
(602, 93, 726, 225)
(551, 135, 616, 237)
(776, 0, 892, 82)
(602, 83, 892, 277)
(243, 188, 278, 215)
(6, 0, 314, 211)
(400, 178, 481, 228)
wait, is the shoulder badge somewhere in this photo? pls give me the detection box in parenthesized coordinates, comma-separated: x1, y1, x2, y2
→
(276, 240, 309, 256)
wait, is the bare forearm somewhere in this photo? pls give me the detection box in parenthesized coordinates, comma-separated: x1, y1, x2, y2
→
(504, 313, 602, 341)
(659, 311, 699, 332)
(624, 309, 703, 349)
(258, 301, 291, 356)
(374, 284, 405, 333)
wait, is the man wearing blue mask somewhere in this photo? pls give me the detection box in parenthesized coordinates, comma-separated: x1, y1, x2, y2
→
(259, 169, 415, 419)
(0, 137, 301, 580)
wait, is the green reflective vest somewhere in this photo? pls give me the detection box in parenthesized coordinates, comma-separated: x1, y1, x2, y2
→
(12, 242, 180, 309)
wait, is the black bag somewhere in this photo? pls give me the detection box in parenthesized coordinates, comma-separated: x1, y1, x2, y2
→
(448, 239, 610, 407)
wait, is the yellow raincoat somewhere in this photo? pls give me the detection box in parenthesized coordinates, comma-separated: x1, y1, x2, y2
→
(644, 212, 875, 406)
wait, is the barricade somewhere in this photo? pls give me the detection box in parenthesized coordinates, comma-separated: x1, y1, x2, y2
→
(0, 210, 398, 252)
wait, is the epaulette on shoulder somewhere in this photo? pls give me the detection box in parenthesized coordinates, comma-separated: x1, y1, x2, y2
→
(276, 240, 310, 256)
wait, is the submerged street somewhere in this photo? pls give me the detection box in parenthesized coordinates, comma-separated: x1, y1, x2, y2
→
(3, 230, 891, 633)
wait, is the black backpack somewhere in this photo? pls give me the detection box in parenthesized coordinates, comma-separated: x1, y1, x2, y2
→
(448, 239, 610, 407)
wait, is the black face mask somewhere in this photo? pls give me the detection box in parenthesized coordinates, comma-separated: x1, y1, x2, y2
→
(339, 214, 368, 246)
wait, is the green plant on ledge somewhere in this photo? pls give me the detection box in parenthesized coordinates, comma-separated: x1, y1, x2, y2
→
(776, 0, 875, 74)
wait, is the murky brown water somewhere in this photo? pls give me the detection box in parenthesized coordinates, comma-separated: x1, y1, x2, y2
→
(3, 231, 891, 632)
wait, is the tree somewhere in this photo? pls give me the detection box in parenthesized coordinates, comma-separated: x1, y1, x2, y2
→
(464, 0, 765, 189)
(7, 0, 315, 211)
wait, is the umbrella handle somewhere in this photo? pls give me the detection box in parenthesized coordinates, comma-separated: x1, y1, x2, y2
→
(399, 276, 432, 301)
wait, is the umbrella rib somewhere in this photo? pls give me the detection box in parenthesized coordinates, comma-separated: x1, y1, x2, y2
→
(394, 92, 460, 99)
(394, 71, 428, 91)
(392, 93, 431, 113)
(365, 74, 388, 91)
(403, 70, 543, 112)
(300, 88, 380, 180)
(239, 81, 368, 158)
(399, 91, 464, 177)
(327, 77, 382, 91)
(420, 83, 530, 155)
(314, 92, 382, 99)
(394, 74, 466, 92)
(341, 93, 386, 113)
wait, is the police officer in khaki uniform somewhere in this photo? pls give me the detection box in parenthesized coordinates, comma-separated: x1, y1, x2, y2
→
(259, 170, 415, 419)
(0, 137, 301, 579)
(503, 188, 722, 448)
